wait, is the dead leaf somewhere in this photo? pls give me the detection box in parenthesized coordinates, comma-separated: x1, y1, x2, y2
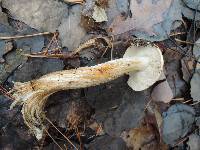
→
(121, 125, 167, 150)
(92, 5, 108, 22)
(110, 0, 172, 35)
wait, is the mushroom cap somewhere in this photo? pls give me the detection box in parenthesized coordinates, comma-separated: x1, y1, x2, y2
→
(123, 44, 164, 91)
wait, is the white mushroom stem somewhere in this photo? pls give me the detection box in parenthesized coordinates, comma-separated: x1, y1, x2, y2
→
(10, 57, 149, 139)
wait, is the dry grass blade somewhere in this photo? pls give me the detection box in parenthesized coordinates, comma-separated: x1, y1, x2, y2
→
(64, 0, 84, 4)
(0, 32, 51, 40)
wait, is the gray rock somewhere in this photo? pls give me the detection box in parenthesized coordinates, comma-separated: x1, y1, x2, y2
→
(183, 0, 200, 11)
(187, 134, 200, 150)
(134, 0, 182, 41)
(2, 0, 68, 32)
(8, 58, 64, 82)
(0, 8, 9, 26)
(107, 0, 124, 25)
(190, 69, 200, 102)
(0, 48, 28, 83)
(193, 38, 200, 58)
(15, 28, 44, 53)
(162, 104, 195, 145)
(190, 39, 200, 102)
(116, 0, 129, 15)
(181, 1, 200, 21)
(87, 135, 127, 150)
(196, 117, 200, 128)
(85, 75, 146, 137)
(103, 88, 147, 136)
(0, 23, 45, 83)
(58, 5, 86, 50)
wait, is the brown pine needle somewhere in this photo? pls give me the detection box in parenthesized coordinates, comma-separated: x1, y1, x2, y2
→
(174, 38, 195, 45)
(0, 85, 15, 100)
(172, 98, 185, 101)
(0, 32, 51, 40)
(45, 117, 78, 150)
(169, 32, 186, 36)
(183, 99, 193, 104)
(191, 101, 200, 106)
(44, 128, 64, 150)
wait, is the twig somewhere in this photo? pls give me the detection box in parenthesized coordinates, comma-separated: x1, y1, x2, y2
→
(0, 84, 15, 100)
(0, 32, 51, 40)
(171, 98, 185, 101)
(45, 117, 78, 150)
(183, 99, 193, 104)
(167, 37, 200, 63)
(191, 101, 200, 106)
(169, 32, 186, 37)
(174, 38, 195, 45)
(44, 128, 64, 150)
(70, 37, 112, 57)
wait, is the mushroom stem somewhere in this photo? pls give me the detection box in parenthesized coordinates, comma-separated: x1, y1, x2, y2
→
(10, 57, 149, 139)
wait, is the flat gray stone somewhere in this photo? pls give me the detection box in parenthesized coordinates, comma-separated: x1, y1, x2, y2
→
(2, 0, 68, 32)
(162, 104, 195, 145)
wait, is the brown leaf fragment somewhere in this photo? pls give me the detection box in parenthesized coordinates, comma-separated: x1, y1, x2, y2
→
(121, 125, 167, 150)
(110, 0, 172, 35)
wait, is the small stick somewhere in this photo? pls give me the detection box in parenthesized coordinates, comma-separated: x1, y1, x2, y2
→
(44, 128, 64, 150)
(45, 117, 78, 150)
(175, 38, 195, 45)
(0, 32, 51, 40)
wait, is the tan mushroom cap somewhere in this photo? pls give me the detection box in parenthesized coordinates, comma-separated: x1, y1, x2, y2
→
(123, 44, 164, 91)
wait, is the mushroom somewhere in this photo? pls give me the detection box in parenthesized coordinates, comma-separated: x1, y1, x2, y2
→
(123, 44, 164, 91)
(10, 44, 163, 139)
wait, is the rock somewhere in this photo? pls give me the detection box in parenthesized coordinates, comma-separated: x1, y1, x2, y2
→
(0, 8, 9, 25)
(0, 49, 28, 83)
(164, 50, 188, 97)
(196, 117, 200, 128)
(44, 91, 69, 128)
(8, 58, 64, 82)
(162, 104, 195, 145)
(187, 134, 200, 150)
(15, 28, 44, 53)
(0, 22, 45, 83)
(87, 135, 127, 150)
(190, 39, 200, 102)
(0, 95, 35, 149)
(107, 0, 127, 25)
(193, 38, 200, 58)
(103, 88, 147, 136)
(190, 69, 200, 102)
(110, 0, 182, 41)
(58, 5, 86, 50)
(183, 0, 200, 11)
(2, 0, 68, 32)
(151, 80, 173, 103)
(84, 75, 147, 137)
(181, 1, 200, 21)
(116, 0, 129, 15)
